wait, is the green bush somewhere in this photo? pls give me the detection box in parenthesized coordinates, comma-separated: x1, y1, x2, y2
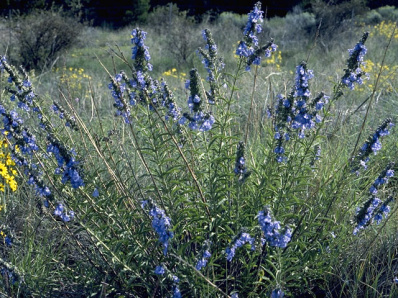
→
(147, 4, 201, 67)
(14, 10, 81, 71)
(284, 7, 316, 41)
(377, 5, 398, 21)
(310, 0, 368, 39)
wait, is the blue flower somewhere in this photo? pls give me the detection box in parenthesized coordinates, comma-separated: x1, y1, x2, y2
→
(61, 213, 71, 222)
(4, 236, 12, 246)
(226, 232, 255, 261)
(236, 3, 277, 71)
(373, 196, 393, 225)
(23, 80, 31, 88)
(131, 29, 152, 72)
(173, 286, 182, 298)
(136, 71, 145, 88)
(236, 41, 250, 57)
(154, 265, 165, 275)
(36, 185, 51, 197)
(92, 188, 99, 197)
(181, 68, 217, 132)
(243, 4, 263, 35)
(342, 32, 369, 90)
(352, 119, 393, 174)
(47, 137, 84, 189)
(368, 163, 395, 195)
(258, 208, 292, 248)
(294, 63, 314, 99)
(196, 250, 211, 271)
(54, 203, 64, 216)
(271, 288, 284, 298)
(289, 62, 321, 137)
(274, 146, 285, 155)
(172, 275, 179, 283)
(141, 200, 148, 209)
(54, 203, 75, 222)
(143, 202, 174, 256)
(272, 68, 327, 164)
(353, 190, 394, 235)
(234, 157, 246, 174)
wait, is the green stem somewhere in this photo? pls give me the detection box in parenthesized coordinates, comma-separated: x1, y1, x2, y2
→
(244, 64, 259, 144)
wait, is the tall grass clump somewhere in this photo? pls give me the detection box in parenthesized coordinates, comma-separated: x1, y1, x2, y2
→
(0, 2, 397, 297)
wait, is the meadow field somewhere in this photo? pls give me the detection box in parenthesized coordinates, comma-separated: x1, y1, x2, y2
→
(0, 2, 397, 297)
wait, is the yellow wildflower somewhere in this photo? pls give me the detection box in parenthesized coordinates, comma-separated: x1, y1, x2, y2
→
(370, 21, 398, 40)
(0, 139, 18, 192)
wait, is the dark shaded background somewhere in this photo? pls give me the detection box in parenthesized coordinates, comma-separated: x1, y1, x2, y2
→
(1, 0, 397, 27)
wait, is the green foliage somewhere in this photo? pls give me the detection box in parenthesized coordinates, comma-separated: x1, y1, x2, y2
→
(13, 10, 82, 71)
(310, 0, 369, 38)
(147, 4, 200, 67)
(0, 3, 397, 297)
(133, 0, 150, 23)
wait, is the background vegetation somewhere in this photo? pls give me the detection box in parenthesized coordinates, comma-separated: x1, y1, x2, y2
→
(0, 1, 396, 297)
(0, 0, 397, 27)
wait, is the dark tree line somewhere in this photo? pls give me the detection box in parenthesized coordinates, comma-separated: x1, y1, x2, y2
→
(0, 0, 150, 27)
(0, 0, 397, 28)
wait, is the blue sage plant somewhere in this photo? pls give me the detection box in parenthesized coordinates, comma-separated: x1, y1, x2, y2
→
(353, 163, 395, 235)
(0, 2, 397, 297)
(1, 58, 84, 192)
(195, 240, 212, 271)
(341, 32, 369, 90)
(131, 28, 153, 72)
(141, 200, 174, 256)
(258, 207, 292, 248)
(198, 29, 225, 104)
(273, 62, 329, 162)
(179, 69, 215, 131)
(225, 231, 255, 262)
(235, 2, 277, 71)
(351, 118, 394, 173)
(0, 111, 54, 208)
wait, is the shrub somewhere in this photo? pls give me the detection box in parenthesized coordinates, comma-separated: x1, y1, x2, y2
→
(147, 4, 201, 67)
(14, 10, 81, 71)
(310, 0, 369, 39)
(364, 6, 398, 25)
(364, 10, 383, 24)
(377, 5, 398, 21)
(284, 7, 316, 43)
(216, 11, 247, 28)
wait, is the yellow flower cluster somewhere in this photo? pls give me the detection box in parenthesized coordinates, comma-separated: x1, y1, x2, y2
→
(264, 50, 282, 71)
(353, 21, 398, 93)
(55, 67, 92, 91)
(369, 21, 398, 40)
(0, 140, 17, 192)
(361, 59, 398, 92)
(162, 68, 187, 79)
